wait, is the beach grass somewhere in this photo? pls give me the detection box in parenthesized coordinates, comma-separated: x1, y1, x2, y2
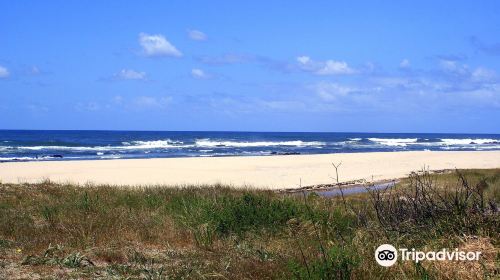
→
(0, 169, 499, 279)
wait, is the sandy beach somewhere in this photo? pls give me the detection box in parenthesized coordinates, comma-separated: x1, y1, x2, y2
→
(0, 151, 498, 189)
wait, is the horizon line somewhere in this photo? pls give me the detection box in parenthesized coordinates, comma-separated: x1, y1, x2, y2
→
(0, 128, 499, 135)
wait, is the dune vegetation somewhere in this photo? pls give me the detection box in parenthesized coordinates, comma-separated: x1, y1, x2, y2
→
(0, 169, 499, 279)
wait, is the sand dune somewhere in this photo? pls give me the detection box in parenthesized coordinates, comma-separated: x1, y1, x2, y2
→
(1, 151, 499, 189)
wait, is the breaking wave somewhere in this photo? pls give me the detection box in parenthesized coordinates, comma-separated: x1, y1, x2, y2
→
(194, 139, 326, 148)
(368, 138, 418, 146)
(1, 131, 499, 162)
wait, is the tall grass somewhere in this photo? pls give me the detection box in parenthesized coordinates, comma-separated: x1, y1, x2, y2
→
(0, 169, 498, 279)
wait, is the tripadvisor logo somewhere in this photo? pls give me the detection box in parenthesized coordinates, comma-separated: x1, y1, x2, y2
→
(375, 244, 398, 267)
(375, 244, 481, 267)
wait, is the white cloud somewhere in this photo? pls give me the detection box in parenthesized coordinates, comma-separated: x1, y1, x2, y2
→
(363, 62, 376, 72)
(297, 56, 355, 75)
(198, 53, 252, 65)
(436, 60, 498, 86)
(27, 104, 49, 112)
(317, 60, 355, 75)
(0, 66, 10, 78)
(113, 95, 123, 104)
(439, 59, 468, 75)
(188, 29, 207, 41)
(29, 66, 41, 75)
(191, 68, 209, 79)
(471, 67, 497, 82)
(139, 33, 182, 57)
(134, 96, 172, 108)
(399, 59, 410, 68)
(296, 56, 311, 64)
(258, 100, 306, 111)
(313, 82, 355, 101)
(115, 69, 146, 80)
(75, 102, 100, 112)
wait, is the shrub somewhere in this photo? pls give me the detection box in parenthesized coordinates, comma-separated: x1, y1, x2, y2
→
(367, 170, 500, 238)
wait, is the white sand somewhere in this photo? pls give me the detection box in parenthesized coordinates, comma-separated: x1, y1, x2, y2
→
(0, 151, 499, 189)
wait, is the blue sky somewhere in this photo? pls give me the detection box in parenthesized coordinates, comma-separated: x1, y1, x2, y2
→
(1, 1, 499, 133)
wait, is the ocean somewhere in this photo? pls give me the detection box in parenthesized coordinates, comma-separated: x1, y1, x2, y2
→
(0, 130, 499, 162)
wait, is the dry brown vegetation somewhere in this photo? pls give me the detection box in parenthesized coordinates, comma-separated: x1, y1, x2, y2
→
(0, 169, 499, 279)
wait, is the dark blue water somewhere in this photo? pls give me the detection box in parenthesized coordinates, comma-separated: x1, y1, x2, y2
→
(0, 130, 499, 162)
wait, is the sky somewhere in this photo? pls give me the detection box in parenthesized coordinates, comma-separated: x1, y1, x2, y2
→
(1, 1, 499, 133)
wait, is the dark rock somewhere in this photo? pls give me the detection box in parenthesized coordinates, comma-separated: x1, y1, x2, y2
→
(280, 152, 300, 155)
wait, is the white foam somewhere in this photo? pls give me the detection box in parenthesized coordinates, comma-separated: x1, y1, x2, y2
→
(11, 139, 191, 152)
(18, 145, 114, 151)
(440, 138, 499, 145)
(368, 138, 418, 146)
(126, 140, 188, 149)
(0, 155, 85, 161)
(368, 137, 499, 147)
(475, 145, 500, 150)
(194, 139, 326, 148)
(0, 156, 38, 161)
(99, 155, 122, 159)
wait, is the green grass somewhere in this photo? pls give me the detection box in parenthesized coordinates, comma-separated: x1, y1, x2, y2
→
(0, 169, 498, 279)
